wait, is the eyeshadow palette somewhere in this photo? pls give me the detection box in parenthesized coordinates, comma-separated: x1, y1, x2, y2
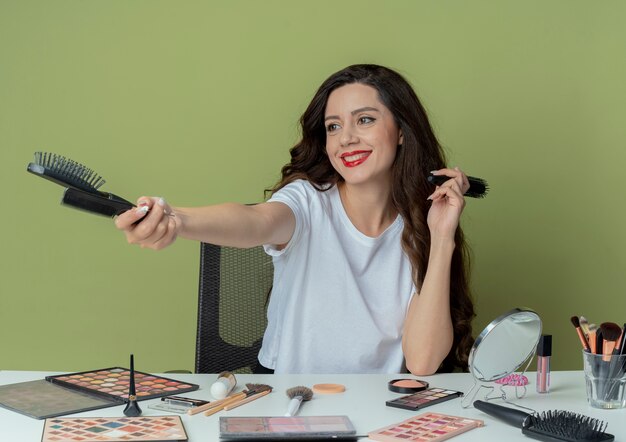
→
(41, 415, 188, 442)
(0, 368, 199, 420)
(0, 380, 117, 420)
(368, 412, 483, 442)
(385, 388, 463, 411)
(219, 416, 357, 440)
(46, 367, 198, 402)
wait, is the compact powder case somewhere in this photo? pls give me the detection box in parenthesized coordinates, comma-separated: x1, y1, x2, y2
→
(388, 378, 429, 394)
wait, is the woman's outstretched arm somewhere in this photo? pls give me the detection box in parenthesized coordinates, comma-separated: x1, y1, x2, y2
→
(115, 197, 295, 250)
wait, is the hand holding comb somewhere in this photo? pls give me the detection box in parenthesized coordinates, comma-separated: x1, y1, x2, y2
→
(427, 173, 489, 198)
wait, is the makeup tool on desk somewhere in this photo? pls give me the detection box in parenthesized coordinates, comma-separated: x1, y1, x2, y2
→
(579, 316, 591, 337)
(570, 316, 591, 353)
(461, 307, 542, 406)
(204, 384, 273, 417)
(0, 364, 198, 419)
(211, 371, 237, 399)
(386, 387, 463, 411)
(149, 396, 210, 414)
(427, 173, 489, 198)
(312, 383, 346, 394)
(536, 335, 552, 394)
(588, 324, 598, 354)
(123, 354, 142, 417)
(599, 322, 622, 361)
(574, 316, 626, 408)
(285, 385, 313, 416)
(224, 388, 272, 411)
(474, 400, 614, 442)
(46, 366, 198, 401)
(369, 412, 484, 442)
(42, 415, 188, 442)
(186, 383, 272, 416)
(27, 151, 135, 217)
(219, 416, 357, 440)
(387, 378, 428, 394)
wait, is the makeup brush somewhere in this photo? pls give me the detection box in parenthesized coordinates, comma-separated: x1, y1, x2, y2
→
(123, 354, 142, 417)
(427, 173, 488, 198)
(570, 316, 591, 352)
(201, 383, 272, 417)
(474, 400, 614, 442)
(224, 388, 272, 411)
(579, 316, 591, 338)
(600, 322, 622, 362)
(285, 386, 313, 417)
(588, 324, 598, 354)
(615, 324, 626, 356)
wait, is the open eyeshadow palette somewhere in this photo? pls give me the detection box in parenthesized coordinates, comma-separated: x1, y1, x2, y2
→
(385, 388, 463, 411)
(42, 415, 188, 442)
(0, 368, 198, 419)
(219, 416, 357, 440)
(46, 367, 198, 401)
(368, 412, 483, 442)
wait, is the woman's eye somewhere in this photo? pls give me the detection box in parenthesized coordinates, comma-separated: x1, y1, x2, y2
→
(358, 116, 375, 124)
(326, 123, 340, 132)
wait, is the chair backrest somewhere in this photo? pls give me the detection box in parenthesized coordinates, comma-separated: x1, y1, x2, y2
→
(195, 242, 273, 374)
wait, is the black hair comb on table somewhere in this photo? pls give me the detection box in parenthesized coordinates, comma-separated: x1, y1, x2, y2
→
(27, 152, 135, 217)
(474, 400, 614, 442)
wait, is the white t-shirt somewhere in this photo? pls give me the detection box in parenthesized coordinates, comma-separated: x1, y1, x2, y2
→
(259, 179, 415, 374)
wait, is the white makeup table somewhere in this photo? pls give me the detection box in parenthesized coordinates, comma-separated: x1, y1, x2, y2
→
(0, 370, 624, 441)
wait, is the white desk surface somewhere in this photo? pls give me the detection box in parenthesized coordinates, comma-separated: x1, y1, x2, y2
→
(1, 370, 624, 441)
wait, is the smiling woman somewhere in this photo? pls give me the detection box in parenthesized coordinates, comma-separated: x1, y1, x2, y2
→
(115, 64, 476, 375)
(324, 84, 401, 195)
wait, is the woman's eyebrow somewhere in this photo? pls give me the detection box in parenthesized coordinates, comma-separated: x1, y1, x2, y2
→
(324, 107, 381, 121)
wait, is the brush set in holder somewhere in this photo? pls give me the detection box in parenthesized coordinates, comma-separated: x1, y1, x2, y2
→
(570, 316, 626, 409)
(27, 152, 135, 217)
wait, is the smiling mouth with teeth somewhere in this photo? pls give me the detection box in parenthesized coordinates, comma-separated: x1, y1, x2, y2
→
(341, 151, 371, 167)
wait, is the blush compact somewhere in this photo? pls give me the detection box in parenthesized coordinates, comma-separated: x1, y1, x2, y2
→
(388, 378, 429, 394)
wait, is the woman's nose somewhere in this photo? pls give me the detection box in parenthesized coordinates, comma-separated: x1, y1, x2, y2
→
(339, 125, 358, 147)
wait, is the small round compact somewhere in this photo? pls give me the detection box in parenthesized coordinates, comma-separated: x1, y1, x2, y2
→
(388, 378, 429, 394)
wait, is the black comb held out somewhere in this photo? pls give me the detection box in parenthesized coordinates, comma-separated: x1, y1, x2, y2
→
(27, 152, 135, 217)
(428, 173, 488, 198)
(474, 400, 614, 442)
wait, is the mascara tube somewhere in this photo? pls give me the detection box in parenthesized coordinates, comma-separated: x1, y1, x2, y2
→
(536, 334, 552, 394)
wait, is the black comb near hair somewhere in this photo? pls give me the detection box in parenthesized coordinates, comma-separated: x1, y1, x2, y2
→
(27, 152, 135, 217)
(428, 173, 489, 198)
(474, 400, 614, 442)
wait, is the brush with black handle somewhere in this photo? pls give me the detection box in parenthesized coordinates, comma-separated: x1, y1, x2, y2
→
(27, 151, 135, 217)
(427, 173, 489, 198)
(474, 400, 614, 442)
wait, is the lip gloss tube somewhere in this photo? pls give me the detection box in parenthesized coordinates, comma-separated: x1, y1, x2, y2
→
(536, 334, 552, 394)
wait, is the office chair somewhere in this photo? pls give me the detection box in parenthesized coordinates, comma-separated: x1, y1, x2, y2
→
(195, 242, 273, 374)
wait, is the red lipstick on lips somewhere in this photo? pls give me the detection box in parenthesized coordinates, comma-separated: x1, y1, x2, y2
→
(340, 150, 371, 167)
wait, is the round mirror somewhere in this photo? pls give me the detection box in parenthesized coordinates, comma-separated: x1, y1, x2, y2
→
(462, 307, 542, 406)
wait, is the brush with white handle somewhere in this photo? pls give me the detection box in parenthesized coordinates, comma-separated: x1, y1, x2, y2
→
(285, 386, 313, 416)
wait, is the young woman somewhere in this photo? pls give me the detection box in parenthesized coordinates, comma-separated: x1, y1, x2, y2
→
(115, 64, 475, 375)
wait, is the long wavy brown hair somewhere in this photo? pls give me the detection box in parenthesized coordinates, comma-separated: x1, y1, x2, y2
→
(267, 64, 475, 372)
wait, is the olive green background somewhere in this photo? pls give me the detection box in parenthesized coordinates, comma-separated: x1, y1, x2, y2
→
(1, 0, 625, 373)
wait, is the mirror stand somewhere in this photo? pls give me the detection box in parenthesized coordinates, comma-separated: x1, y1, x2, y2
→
(461, 307, 542, 409)
(461, 356, 533, 408)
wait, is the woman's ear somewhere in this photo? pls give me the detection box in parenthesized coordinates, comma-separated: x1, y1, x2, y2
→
(398, 130, 404, 146)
